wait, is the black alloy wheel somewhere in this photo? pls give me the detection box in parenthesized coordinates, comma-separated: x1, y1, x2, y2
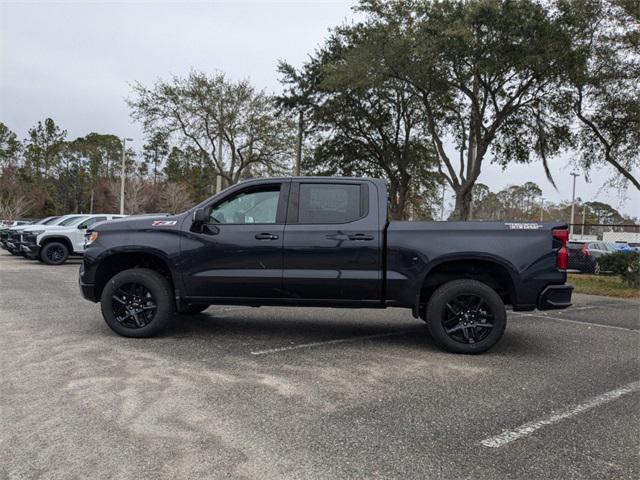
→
(46, 245, 65, 263)
(424, 279, 507, 354)
(111, 283, 158, 329)
(100, 268, 174, 338)
(442, 294, 494, 344)
(41, 242, 69, 265)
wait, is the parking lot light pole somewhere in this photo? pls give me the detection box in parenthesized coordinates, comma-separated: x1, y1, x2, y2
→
(120, 138, 133, 215)
(569, 172, 579, 239)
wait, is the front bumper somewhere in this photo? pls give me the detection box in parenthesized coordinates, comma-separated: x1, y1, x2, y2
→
(538, 284, 573, 310)
(21, 242, 41, 259)
(79, 280, 97, 302)
(79, 262, 98, 302)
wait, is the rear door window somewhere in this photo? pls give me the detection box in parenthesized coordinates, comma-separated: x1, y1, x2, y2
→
(298, 183, 363, 224)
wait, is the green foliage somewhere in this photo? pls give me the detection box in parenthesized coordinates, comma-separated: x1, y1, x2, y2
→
(127, 71, 294, 187)
(598, 251, 640, 288)
(558, 0, 640, 190)
(285, 0, 581, 220)
(278, 31, 441, 219)
(0, 122, 22, 167)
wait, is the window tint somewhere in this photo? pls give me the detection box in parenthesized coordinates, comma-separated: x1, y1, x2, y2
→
(210, 186, 280, 224)
(79, 217, 107, 229)
(60, 216, 89, 226)
(298, 183, 362, 224)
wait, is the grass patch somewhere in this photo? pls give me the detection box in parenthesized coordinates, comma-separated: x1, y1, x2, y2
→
(569, 273, 640, 299)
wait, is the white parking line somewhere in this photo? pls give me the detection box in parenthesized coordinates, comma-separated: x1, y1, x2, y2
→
(511, 312, 638, 332)
(250, 329, 420, 356)
(481, 380, 640, 448)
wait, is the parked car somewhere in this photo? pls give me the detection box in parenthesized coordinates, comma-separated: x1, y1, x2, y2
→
(1, 217, 59, 254)
(569, 241, 622, 274)
(609, 242, 635, 252)
(21, 214, 126, 265)
(0, 219, 36, 249)
(80, 177, 573, 354)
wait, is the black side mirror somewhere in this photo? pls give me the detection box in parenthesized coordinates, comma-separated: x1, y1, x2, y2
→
(193, 207, 207, 223)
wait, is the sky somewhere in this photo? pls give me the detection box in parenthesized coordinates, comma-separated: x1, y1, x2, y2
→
(1, 0, 638, 218)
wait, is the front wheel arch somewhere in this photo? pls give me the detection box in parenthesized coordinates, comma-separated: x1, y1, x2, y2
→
(93, 251, 177, 306)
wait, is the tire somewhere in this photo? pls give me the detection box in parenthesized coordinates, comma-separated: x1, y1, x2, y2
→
(423, 279, 507, 354)
(40, 242, 69, 265)
(184, 304, 209, 314)
(100, 268, 174, 338)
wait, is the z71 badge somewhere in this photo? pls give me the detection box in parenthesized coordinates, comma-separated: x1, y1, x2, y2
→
(152, 220, 177, 227)
(504, 222, 543, 230)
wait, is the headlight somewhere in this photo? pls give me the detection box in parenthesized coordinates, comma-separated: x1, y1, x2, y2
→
(30, 230, 45, 236)
(86, 231, 99, 246)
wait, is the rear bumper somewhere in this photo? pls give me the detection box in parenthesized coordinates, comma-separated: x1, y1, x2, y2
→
(538, 284, 573, 310)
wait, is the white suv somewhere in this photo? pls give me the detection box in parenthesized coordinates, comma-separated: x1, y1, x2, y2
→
(21, 214, 126, 265)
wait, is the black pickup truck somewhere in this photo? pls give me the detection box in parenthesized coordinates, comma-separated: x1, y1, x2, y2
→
(79, 177, 572, 353)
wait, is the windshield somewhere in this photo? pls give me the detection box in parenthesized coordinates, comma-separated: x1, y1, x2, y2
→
(41, 216, 61, 225)
(58, 215, 89, 226)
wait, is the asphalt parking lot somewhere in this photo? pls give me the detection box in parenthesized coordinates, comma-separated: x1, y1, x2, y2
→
(1, 251, 638, 480)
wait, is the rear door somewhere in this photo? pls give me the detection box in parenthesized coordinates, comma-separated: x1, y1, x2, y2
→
(282, 180, 382, 305)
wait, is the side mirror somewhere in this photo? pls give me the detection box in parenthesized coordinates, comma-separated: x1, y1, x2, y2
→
(78, 224, 86, 230)
(193, 207, 207, 223)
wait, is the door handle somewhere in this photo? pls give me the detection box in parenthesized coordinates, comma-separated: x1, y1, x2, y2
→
(348, 233, 374, 241)
(255, 233, 279, 240)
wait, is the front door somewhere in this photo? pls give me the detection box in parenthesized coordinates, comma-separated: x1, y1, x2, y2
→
(282, 181, 382, 304)
(181, 182, 289, 300)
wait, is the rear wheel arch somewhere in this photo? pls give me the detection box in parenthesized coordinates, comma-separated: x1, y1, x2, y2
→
(418, 257, 517, 312)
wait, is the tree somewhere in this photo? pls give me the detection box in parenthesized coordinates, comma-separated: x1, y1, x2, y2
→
(160, 182, 194, 213)
(276, 62, 318, 175)
(128, 71, 294, 187)
(65, 133, 121, 213)
(0, 123, 22, 169)
(337, 0, 577, 219)
(143, 132, 169, 187)
(24, 118, 67, 180)
(279, 35, 440, 219)
(558, 0, 640, 190)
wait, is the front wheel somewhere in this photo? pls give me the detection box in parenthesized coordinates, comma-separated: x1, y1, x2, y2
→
(41, 242, 69, 265)
(100, 268, 174, 338)
(423, 279, 507, 354)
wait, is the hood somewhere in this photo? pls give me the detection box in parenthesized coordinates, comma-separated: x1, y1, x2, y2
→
(93, 213, 186, 231)
(10, 224, 48, 233)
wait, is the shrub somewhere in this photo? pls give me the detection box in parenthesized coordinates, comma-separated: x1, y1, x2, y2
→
(599, 251, 640, 288)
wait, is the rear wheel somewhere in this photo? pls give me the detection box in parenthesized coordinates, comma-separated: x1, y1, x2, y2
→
(100, 268, 174, 338)
(423, 279, 506, 354)
(40, 242, 69, 265)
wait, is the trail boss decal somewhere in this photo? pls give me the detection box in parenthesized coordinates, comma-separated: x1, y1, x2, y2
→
(152, 220, 177, 227)
(504, 222, 543, 230)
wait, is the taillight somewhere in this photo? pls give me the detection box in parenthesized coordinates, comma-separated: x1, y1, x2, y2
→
(553, 228, 569, 270)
